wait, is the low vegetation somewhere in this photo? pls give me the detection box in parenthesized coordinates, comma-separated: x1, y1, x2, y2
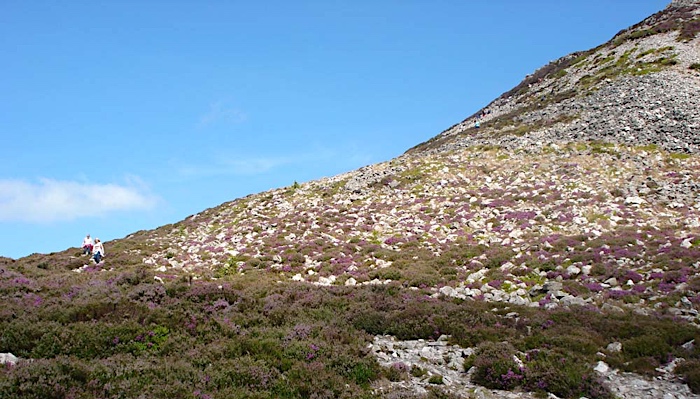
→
(1, 263, 699, 399)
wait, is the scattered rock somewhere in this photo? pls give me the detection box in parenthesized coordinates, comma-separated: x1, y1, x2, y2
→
(0, 353, 18, 365)
(607, 342, 623, 353)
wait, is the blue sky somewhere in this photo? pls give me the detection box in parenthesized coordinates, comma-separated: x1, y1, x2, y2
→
(1, 0, 667, 259)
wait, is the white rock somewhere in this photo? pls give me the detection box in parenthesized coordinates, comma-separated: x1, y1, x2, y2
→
(560, 295, 586, 307)
(605, 342, 622, 354)
(292, 274, 304, 281)
(465, 288, 481, 297)
(345, 277, 357, 286)
(509, 295, 530, 306)
(466, 269, 487, 283)
(683, 340, 695, 351)
(0, 353, 18, 365)
(604, 277, 618, 286)
(500, 262, 515, 271)
(317, 276, 336, 286)
(625, 196, 646, 205)
(566, 265, 581, 275)
(681, 238, 693, 249)
(439, 286, 456, 297)
(594, 361, 610, 374)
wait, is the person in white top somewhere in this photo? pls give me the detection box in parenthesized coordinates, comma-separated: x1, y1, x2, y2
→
(82, 234, 94, 255)
(92, 238, 105, 263)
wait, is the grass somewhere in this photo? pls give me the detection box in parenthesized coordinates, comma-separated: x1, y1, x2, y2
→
(495, 114, 579, 138)
(579, 50, 679, 90)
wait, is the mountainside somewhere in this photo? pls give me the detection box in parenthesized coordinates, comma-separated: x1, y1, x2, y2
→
(118, 0, 700, 311)
(2, 2, 700, 398)
(415, 0, 700, 155)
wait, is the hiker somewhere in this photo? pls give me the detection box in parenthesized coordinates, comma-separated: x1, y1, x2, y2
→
(92, 238, 105, 263)
(475, 120, 481, 129)
(82, 234, 93, 255)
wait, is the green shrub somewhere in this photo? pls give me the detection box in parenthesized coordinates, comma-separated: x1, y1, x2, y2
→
(523, 349, 613, 399)
(384, 363, 409, 382)
(469, 341, 523, 390)
(0, 357, 92, 399)
(546, 334, 600, 356)
(676, 359, 700, 394)
(209, 356, 280, 391)
(349, 360, 380, 386)
(411, 364, 427, 377)
(369, 268, 403, 281)
(624, 356, 660, 376)
(623, 334, 672, 363)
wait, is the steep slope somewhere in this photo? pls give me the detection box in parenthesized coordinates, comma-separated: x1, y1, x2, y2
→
(412, 0, 700, 155)
(110, 0, 700, 318)
(2, 2, 700, 398)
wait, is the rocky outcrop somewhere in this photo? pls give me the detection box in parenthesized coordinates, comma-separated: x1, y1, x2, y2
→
(370, 335, 700, 399)
(670, 0, 700, 9)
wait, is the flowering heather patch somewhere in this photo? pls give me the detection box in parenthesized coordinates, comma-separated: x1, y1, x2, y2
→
(606, 289, 634, 300)
(624, 270, 644, 283)
(383, 236, 403, 246)
(584, 282, 604, 292)
(649, 271, 665, 280)
(488, 280, 504, 289)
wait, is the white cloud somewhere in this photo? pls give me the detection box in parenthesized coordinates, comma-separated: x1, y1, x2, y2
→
(0, 178, 159, 223)
(199, 101, 247, 127)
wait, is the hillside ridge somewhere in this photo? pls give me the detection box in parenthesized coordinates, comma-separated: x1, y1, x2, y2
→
(411, 1, 700, 155)
(11, 0, 700, 317)
(3, 3, 700, 398)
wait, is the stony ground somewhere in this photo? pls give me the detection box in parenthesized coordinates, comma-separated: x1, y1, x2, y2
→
(134, 142, 700, 320)
(369, 335, 700, 399)
(424, 24, 700, 156)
